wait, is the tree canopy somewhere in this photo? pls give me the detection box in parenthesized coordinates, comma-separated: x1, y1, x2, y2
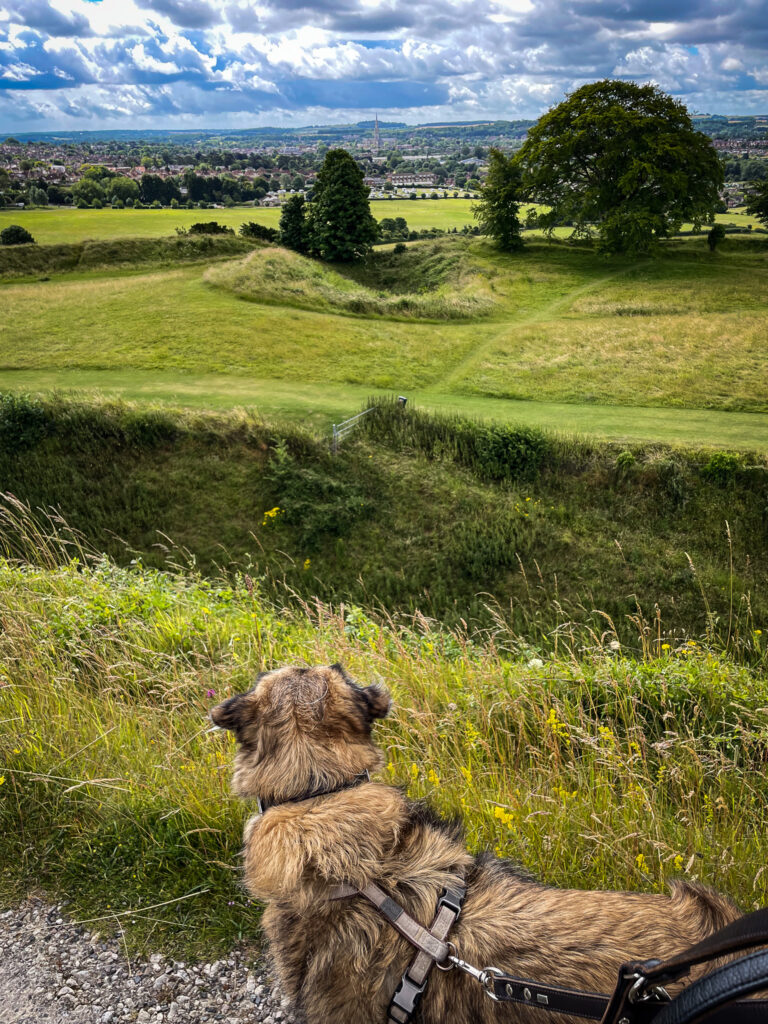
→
(308, 149, 378, 261)
(1, 224, 36, 245)
(515, 79, 723, 254)
(744, 179, 768, 227)
(279, 194, 309, 253)
(473, 148, 523, 251)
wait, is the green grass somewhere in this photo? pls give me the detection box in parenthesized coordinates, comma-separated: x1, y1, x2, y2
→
(0, 199, 478, 245)
(0, 520, 766, 957)
(0, 395, 765, 644)
(204, 242, 494, 320)
(1, 235, 766, 436)
(1, 370, 768, 449)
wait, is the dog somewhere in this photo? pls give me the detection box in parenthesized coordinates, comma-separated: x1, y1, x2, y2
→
(210, 663, 740, 1024)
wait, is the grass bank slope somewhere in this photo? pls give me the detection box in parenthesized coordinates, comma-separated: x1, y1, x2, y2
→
(0, 234, 259, 279)
(0, 532, 765, 958)
(0, 395, 765, 649)
(204, 241, 495, 320)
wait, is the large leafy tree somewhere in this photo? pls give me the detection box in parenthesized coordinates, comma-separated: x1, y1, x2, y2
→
(308, 149, 378, 261)
(279, 194, 308, 253)
(473, 148, 523, 251)
(744, 179, 768, 227)
(515, 80, 723, 254)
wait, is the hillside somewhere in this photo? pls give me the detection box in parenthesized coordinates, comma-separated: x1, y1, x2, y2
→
(0, 395, 764, 649)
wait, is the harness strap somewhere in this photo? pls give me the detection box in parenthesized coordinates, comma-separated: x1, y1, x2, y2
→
(388, 884, 465, 1024)
(327, 880, 465, 1024)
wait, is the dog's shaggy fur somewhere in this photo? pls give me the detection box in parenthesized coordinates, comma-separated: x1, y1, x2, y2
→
(211, 664, 740, 1024)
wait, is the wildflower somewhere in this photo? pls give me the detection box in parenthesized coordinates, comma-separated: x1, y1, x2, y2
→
(636, 853, 648, 872)
(661, 643, 671, 651)
(459, 766, 473, 784)
(427, 769, 440, 786)
(261, 506, 283, 526)
(303, 558, 311, 570)
(545, 707, 570, 740)
(527, 657, 544, 669)
(0, 775, 5, 786)
(202, 607, 210, 615)
(674, 854, 684, 871)
(206, 689, 216, 698)
(386, 762, 395, 778)
(754, 630, 762, 636)
(609, 640, 621, 651)
(598, 725, 615, 743)
(410, 763, 419, 780)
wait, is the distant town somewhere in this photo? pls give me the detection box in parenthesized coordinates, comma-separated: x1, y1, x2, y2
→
(1, 114, 767, 211)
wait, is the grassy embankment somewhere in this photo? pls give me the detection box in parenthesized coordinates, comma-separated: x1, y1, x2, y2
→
(0, 502, 766, 959)
(1, 235, 767, 449)
(0, 394, 764, 645)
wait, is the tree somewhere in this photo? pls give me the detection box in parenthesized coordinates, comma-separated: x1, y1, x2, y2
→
(307, 149, 378, 261)
(515, 79, 723, 255)
(71, 178, 106, 205)
(1, 224, 35, 245)
(473, 148, 523, 251)
(745, 179, 768, 227)
(707, 224, 726, 251)
(279, 194, 308, 253)
(108, 176, 140, 204)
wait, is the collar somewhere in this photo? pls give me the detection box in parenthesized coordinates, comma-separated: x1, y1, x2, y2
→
(257, 770, 371, 815)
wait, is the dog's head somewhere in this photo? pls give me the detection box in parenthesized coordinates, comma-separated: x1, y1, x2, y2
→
(209, 663, 391, 804)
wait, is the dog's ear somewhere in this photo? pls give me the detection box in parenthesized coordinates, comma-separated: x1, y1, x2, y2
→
(210, 693, 251, 732)
(363, 683, 391, 720)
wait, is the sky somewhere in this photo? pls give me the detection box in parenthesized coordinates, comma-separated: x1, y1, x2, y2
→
(1, 0, 767, 131)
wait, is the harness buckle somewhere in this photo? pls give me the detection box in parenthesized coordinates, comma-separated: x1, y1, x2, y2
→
(438, 885, 464, 917)
(389, 973, 428, 1021)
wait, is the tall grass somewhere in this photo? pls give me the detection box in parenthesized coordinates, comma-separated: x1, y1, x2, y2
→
(204, 245, 495, 320)
(0, 498, 766, 960)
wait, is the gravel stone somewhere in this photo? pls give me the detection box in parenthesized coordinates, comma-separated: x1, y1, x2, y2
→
(0, 899, 298, 1024)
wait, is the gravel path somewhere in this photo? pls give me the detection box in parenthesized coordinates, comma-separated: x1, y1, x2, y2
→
(0, 900, 298, 1024)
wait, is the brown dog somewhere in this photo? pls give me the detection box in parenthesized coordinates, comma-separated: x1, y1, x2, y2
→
(211, 663, 740, 1024)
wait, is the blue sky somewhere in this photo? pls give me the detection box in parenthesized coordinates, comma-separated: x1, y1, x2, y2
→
(1, 0, 767, 130)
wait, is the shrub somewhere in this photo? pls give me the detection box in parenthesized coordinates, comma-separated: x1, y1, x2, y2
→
(615, 450, 636, 472)
(239, 221, 279, 243)
(0, 224, 35, 245)
(263, 441, 372, 548)
(0, 392, 51, 448)
(393, 242, 407, 254)
(188, 221, 234, 235)
(702, 451, 742, 486)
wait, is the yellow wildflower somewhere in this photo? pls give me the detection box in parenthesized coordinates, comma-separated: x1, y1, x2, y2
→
(410, 763, 419, 780)
(674, 854, 684, 871)
(303, 558, 311, 570)
(427, 769, 440, 786)
(636, 853, 648, 872)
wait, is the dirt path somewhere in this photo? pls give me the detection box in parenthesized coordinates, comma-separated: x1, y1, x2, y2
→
(0, 899, 297, 1024)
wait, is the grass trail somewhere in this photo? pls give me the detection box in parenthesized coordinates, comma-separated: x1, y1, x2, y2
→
(2, 368, 768, 449)
(438, 262, 646, 390)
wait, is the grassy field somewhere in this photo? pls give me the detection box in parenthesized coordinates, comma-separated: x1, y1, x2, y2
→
(0, 518, 765, 957)
(0, 199, 479, 244)
(0, 203, 758, 246)
(1, 235, 767, 447)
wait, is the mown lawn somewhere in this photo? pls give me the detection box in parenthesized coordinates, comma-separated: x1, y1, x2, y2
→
(1, 236, 766, 432)
(0, 198, 479, 244)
